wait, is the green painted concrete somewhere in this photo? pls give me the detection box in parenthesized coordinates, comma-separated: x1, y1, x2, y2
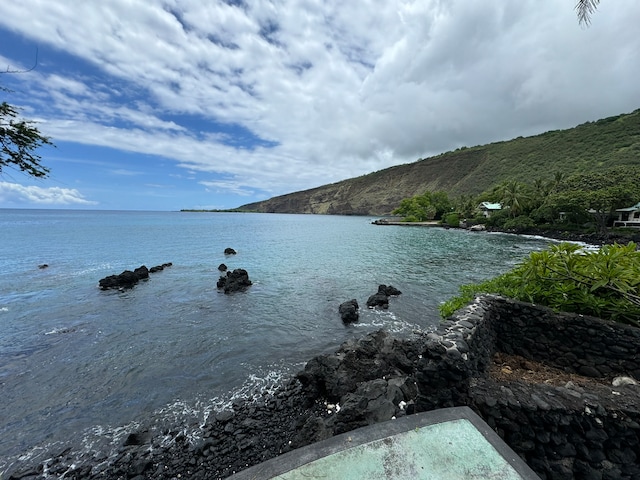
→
(272, 418, 523, 480)
(228, 407, 540, 480)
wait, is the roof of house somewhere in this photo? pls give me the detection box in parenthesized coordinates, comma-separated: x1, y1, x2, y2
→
(615, 202, 640, 212)
(479, 202, 502, 210)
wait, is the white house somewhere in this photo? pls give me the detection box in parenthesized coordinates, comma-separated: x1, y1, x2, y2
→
(614, 202, 640, 229)
(478, 202, 502, 218)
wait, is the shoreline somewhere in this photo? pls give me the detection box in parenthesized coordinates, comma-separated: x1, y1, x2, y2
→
(372, 219, 640, 246)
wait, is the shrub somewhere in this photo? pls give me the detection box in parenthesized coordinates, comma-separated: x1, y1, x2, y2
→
(503, 215, 535, 231)
(440, 242, 640, 326)
(484, 209, 510, 228)
(443, 213, 460, 227)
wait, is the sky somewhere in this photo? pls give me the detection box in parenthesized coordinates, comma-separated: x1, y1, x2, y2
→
(0, 1, 639, 211)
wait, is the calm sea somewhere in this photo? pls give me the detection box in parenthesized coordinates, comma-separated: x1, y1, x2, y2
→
(0, 209, 552, 472)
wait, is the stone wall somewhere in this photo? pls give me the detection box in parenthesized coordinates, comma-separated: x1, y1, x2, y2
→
(445, 296, 640, 480)
(296, 295, 640, 479)
(489, 298, 640, 380)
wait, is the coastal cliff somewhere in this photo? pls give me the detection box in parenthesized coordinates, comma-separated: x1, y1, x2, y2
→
(238, 108, 640, 216)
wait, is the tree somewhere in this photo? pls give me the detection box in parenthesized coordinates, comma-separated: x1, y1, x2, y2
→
(498, 180, 531, 218)
(545, 167, 639, 233)
(576, 0, 601, 26)
(392, 190, 451, 222)
(454, 194, 477, 219)
(0, 98, 51, 178)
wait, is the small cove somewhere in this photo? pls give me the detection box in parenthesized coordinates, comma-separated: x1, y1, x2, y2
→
(0, 209, 552, 473)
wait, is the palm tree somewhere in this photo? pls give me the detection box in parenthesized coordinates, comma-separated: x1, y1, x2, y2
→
(576, 0, 601, 26)
(498, 180, 530, 218)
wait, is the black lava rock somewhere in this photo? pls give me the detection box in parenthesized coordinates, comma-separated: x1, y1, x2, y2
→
(217, 268, 252, 293)
(339, 299, 359, 324)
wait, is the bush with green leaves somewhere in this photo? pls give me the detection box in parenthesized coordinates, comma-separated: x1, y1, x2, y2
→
(392, 190, 451, 222)
(503, 215, 535, 231)
(440, 242, 640, 326)
(443, 212, 460, 227)
(484, 209, 510, 228)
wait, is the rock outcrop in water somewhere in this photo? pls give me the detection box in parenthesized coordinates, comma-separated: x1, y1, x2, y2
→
(216, 268, 252, 293)
(98, 263, 172, 290)
(338, 299, 359, 324)
(366, 284, 402, 309)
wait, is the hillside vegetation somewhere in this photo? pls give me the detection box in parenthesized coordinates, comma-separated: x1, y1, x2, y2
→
(239, 108, 640, 215)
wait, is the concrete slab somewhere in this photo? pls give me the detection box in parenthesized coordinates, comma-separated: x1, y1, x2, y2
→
(227, 406, 540, 479)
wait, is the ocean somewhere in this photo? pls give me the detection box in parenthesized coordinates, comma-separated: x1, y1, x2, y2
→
(0, 209, 553, 473)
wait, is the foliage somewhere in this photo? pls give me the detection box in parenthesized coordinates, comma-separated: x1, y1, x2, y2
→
(443, 212, 460, 228)
(392, 190, 451, 221)
(453, 194, 477, 219)
(576, 0, 601, 25)
(502, 215, 535, 231)
(545, 166, 639, 233)
(440, 242, 640, 326)
(483, 209, 510, 228)
(0, 99, 52, 178)
(497, 180, 532, 217)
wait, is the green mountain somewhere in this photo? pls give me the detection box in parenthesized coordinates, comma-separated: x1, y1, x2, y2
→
(239, 109, 640, 216)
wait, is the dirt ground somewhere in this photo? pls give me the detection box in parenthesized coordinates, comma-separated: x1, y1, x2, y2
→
(490, 352, 613, 388)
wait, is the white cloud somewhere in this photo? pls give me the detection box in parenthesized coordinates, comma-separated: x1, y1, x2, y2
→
(110, 169, 144, 176)
(200, 179, 255, 197)
(1, 0, 639, 199)
(0, 182, 97, 206)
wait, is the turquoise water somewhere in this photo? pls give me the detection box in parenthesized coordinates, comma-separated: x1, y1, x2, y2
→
(0, 210, 551, 471)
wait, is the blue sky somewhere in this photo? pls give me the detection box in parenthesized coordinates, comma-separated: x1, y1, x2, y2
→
(1, 1, 639, 211)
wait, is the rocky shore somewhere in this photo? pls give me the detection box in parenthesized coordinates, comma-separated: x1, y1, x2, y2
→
(372, 218, 640, 246)
(7, 292, 640, 479)
(7, 331, 426, 480)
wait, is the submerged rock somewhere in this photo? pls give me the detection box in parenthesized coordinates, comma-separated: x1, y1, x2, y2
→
(149, 262, 172, 273)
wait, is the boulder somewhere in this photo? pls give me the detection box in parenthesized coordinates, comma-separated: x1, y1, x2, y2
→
(366, 292, 389, 309)
(217, 268, 252, 294)
(366, 284, 402, 308)
(331, 378, 410, 434)
(297, 330, 419, 401)
(338, 299, 359, 324)
(99, 265, 149, 290)
(149, 262, 172, 273)
(218, 263, 228, 272)
(224, 248, 237, 255)
(378, 284, 402, 296)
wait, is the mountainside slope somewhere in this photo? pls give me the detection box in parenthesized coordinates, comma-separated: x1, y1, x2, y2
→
(239, 109, 640, 216)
